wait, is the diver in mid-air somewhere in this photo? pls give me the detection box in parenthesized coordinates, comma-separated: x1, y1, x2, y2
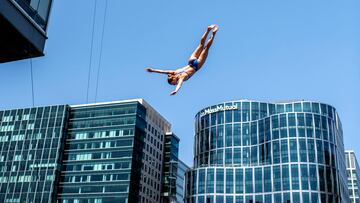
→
(146, 24, 219, 95)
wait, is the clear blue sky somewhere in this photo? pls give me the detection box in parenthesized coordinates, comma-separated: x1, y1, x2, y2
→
(0, 0, 359, 166)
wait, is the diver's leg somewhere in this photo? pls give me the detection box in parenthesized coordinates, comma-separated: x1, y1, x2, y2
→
(197, 26, 218, 68)
(189, 25, 216, 60)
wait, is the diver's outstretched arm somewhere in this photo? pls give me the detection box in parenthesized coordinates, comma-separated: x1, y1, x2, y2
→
(146, 68, 175, 75)
(170, 78, 184, 95)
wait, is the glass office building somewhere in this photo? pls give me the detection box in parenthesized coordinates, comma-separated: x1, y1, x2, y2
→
(185, 100, 349, 203)
(0, 105, 68, 203)
(346, 150, 360, 203)
(0, 0, 53, 62)
(162, 132, 180, 202)
(58, 101, 148, 203)
(159, 131, 190, 203)
(0, 99, 183, 203)
(177, 160, 190, 203)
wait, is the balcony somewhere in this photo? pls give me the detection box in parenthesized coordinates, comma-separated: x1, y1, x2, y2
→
(0, 0, 52, 63)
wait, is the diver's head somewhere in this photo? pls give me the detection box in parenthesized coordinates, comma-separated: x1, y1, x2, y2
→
(167, 74, 178, 85)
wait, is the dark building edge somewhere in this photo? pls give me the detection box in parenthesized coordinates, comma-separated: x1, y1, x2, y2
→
(0, 0, 47, 63)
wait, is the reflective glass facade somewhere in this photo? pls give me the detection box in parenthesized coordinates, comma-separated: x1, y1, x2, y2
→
(346, 150, 360, 203)
(177, 160, 190, 203)
(0, 99, 182, 203)
(0, 105, 68, 203)
(58, 101, 147, 203)
(11, 0, 53, 30)
(162, 132, 180, 202)
(185, 100, 349, 203)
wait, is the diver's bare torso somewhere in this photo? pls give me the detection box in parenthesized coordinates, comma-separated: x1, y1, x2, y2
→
(174, 66, 196, 81)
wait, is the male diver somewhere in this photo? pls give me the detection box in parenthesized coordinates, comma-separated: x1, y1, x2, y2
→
(146, 24, 219, 95)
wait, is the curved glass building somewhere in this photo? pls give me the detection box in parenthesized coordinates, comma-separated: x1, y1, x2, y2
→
(185, 100, 349, 203)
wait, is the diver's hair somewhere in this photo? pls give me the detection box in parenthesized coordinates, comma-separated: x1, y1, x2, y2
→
(167, 74, 175, 85)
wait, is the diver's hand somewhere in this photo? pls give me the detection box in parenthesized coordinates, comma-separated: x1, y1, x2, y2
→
(145, 68, 153, 72)
(170, 90, 178, 96)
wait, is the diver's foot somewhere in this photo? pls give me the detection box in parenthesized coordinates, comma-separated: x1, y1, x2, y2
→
(208, 24, 216, 31)
(213, 25, 219, 33)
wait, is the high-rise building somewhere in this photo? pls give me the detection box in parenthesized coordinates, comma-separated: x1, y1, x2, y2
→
(162, 132, 180, 202)
(185, 100, 349, 203)
(0, 0, 53, 63)
(161, 132, 190, 203)
(346, 150, 360, 203)
(0, 105, 67, 202)
(58, 100, 152, 203)
(139, 103, 172, 203)
(0, 99, 183, 203)
(176, 160, 190, 203)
